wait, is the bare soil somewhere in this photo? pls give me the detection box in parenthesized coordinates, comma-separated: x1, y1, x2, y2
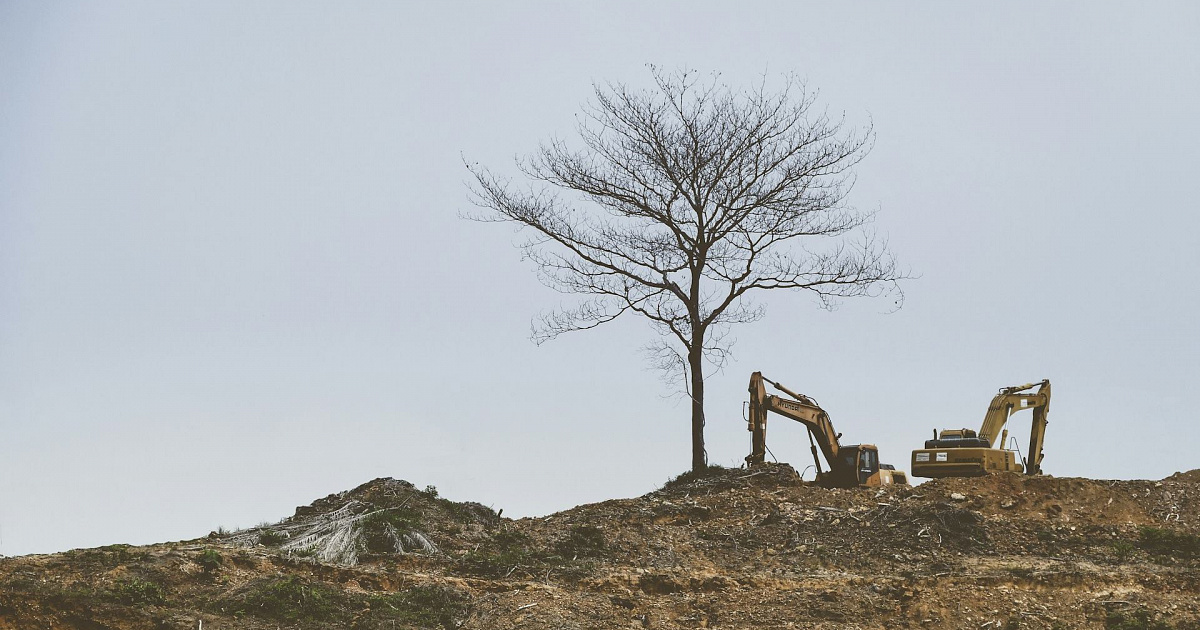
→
(2, 466, 1199, 629)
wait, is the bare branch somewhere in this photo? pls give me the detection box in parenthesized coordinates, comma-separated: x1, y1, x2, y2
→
(465, 67, 907, 471)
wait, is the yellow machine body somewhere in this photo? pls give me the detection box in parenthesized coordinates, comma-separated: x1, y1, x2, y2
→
(911, 380, 1051, 479)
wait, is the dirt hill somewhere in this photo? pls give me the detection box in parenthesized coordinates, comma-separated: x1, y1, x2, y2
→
(2, 466, 1199, 629)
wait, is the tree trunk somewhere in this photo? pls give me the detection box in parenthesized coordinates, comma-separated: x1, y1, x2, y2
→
(689, 343, 706, 473)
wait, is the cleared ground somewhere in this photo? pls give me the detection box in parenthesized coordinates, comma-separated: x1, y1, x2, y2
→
(2, 465, 1198, 629)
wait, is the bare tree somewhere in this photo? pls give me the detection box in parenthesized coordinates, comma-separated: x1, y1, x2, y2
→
(467, 68, 902, 473)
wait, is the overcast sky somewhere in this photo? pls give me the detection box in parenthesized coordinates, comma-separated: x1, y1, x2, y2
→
(2, 2, 1198, 556)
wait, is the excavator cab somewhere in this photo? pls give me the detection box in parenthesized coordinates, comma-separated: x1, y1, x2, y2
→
(837, 446, 877, 486)
(834, 444, 906, 487)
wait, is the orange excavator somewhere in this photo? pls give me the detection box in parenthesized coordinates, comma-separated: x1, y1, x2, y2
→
(744, 372, 908, 488)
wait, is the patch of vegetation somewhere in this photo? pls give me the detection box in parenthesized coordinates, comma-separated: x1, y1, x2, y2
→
(661, 464, 731, 491)
(2, 574, 37, 592)
(361, 507, 424, 553)
(196, 549, 222, 573)
(361, 585, 469, 629)
(1112, 540, 1136, 564)
(1005, 616, 1022, 630)
(110, 578, 166, 605)
(1106, 607, 1175, 630)
(230, 550, 257, 568)
(258, 529, 288, 546)
(1138, 527, 1200, 560)
(554, 524, 606, 559)
(458, 528, 597, 581)
(231, 576, 344, 622)
(62, 544, 150, 568)
(40, 582, 97, 609)
(418, 484, 498, 524)
(459, 530, 540, 578)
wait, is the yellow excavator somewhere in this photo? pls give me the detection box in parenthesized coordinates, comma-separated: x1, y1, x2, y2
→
(911, 379, 1051, 478)
(744, 371, 908, 488)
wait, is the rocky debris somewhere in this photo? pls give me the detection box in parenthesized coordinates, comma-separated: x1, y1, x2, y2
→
(2, 468, 1200, 629)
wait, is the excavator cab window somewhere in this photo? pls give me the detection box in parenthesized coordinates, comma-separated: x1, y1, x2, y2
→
(841, 451, 859, 475)
(858, 449, 878, 484)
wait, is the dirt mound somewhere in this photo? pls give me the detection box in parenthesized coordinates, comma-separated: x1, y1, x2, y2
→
(3, 468, 1200, 629)
(215, 477, 502, 565)
(1167, 470, 1200, 484)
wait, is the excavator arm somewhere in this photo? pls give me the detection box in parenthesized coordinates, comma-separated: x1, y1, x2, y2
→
(1023, 381, 1051, 475)
(978, 380, 1052, 446)
(745, 372, 841, 471)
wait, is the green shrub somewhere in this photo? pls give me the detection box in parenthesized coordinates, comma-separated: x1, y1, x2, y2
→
(437, 498, 497, 524)
(197, 549, 222, 573)
(1112, 540, 1136, 564)
(258, 529, 288, 546)
(111, 578, 166, 605)
(233, 576, 342, 622)
(1138, 527, 1200, 559)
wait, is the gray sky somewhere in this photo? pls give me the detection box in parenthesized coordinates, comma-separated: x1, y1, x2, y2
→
(2, 2, 1198, 556)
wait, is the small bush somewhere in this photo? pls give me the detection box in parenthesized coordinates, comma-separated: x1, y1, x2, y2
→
(258, 529, 288, 546)
(197, 549, 223, 573)
(423, 485, 439, 498)
(1138, 527, 1200, 559)
(1112, 540, 1136, 564)
(233, 576, 342, 622)
(438, 498, 497, 524)
(661, 464, 730, 491)
(111, 578, 166, 605)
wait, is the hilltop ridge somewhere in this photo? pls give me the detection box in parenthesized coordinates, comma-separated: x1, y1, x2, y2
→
(2, 465, 1199, 629)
